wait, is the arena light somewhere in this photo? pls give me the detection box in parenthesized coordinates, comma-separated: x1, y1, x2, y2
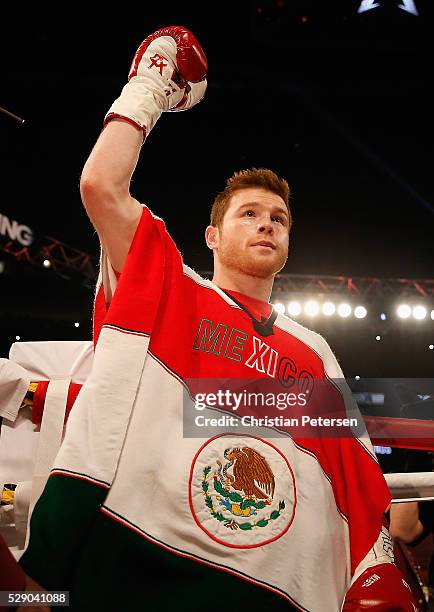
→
(15, 335, 20, 341)
(431, 310, 434, 321)
(43, 259, 51, 268)
(337, 303, 352, 318)
(357, 0, 419, 16)
(397, 304, 411, 319)
(413, 305, 427, 320)
(287, 301, 301, 316)
(429, 345, 434, 350)
(373, 446, 392, 456)
(322, 302, 336, 316)
(355, 375, 360, 381)
(380, 313, 387, 321)
(376, 335, 381, 341)
(304, 300, 320, 317)
(274, 302, 285, 315)
(354, 306, 367, 319)
(74, 322, 80, 328)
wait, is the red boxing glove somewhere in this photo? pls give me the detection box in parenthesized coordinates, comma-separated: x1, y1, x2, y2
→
(343, 563, 420, 611)
(105, 26, 207, 136)
(128, 26, 207, 84)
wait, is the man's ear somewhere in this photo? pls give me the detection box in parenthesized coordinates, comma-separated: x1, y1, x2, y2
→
(205, 225, 219, 250)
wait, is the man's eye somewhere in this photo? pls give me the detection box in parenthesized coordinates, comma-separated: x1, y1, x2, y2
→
(272, 216, 283, 223)
(244, 210, 255, 217)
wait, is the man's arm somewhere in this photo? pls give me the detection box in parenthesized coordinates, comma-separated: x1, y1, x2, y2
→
(79, 27, 207, 273)
(80, 121, 143, 273)
(389, 502, 424, 544)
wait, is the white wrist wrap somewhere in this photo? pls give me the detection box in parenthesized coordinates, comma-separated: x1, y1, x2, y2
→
(104, 37, 188, 137)
(106, 77, 167, 134)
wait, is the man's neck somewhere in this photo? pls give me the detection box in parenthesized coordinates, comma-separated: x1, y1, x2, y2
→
(212, 268, 274, 302)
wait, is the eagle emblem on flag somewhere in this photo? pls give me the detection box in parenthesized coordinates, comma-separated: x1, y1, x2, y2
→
(190, 436, 296, 546)
(203, 446, 285, 530)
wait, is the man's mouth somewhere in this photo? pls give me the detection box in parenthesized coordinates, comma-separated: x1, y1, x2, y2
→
(252, 241, 276, 250)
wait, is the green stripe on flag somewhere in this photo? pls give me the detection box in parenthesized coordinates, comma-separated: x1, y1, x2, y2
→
(20, 474, 108, 591)
(67, 510, 296, 611)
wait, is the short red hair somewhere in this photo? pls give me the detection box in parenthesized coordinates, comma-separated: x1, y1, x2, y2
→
(210, 168, 292, 228)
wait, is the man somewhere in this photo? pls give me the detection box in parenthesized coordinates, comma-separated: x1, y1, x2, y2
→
(390, 500, 434, 600)
(390, 501, 434, 547)
(20, 27, 417, 610)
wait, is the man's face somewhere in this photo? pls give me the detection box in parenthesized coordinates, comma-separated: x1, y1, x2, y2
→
(209, 188, 290, 279)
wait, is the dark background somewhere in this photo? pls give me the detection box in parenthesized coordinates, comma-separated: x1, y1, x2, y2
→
(0, 0, 433, 378)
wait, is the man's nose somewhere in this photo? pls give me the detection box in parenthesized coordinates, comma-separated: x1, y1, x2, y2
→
(258, 215, 274, 234)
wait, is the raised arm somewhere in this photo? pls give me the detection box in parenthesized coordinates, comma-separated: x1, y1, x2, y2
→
(80, 121, 143, 273)
(80, 27, 208, 272)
